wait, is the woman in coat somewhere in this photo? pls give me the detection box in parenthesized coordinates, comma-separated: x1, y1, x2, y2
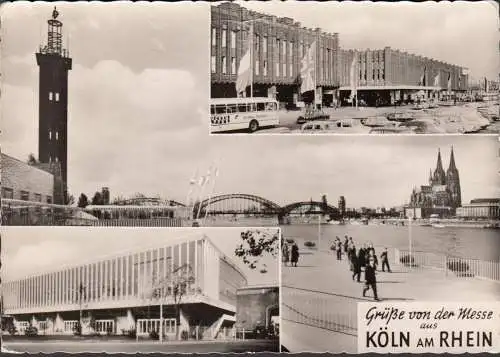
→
(291, 243, 300, 267)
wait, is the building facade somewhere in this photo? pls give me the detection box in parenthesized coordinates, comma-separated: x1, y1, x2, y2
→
(2, 235, 247, 339)
(211, 3, 468, 107)
(456, 199, 500, 220)
(406, 147, 461, 218)
(235, 285, 279, 333)
(36, 8, 72, 195)
(338, 47, 468, 106)
(211, 2, 340, 106)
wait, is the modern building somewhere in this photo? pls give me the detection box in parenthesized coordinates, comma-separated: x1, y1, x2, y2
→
(456, 198, 500, 220)
(1, 234, 249, 339)
(211, 3, 468, 107)
(235, 285, 279, 334)
(405, 147, 461, 219)
(338, 47, 468, 106)
(211, 2, 340, 106)
(36, 7, 72, 195)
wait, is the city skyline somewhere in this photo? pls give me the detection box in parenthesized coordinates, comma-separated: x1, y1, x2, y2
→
(236, 1, 499, 80)
(1, 227, 279, 286)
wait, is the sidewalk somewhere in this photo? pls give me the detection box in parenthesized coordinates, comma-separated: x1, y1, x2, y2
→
(281, 248, 500, 352)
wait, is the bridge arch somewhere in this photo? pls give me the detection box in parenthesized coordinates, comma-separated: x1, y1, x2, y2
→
(198, 194, 281, 215)
(282, 201, 339, 217)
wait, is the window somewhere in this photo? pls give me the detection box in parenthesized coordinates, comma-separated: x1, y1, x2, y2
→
(49, 92, 53, 101)
(211, 56, 216, 73)
(211, 28, 216, 46)
(254, 35, 259, 54)
(34, 193, 42, 202)
(49, 130, 52, 140)
(283, 41, 287, 61)
(257, 102, 266, 111)
(2, 187, 13, 199)
(226, 104, 237, 113)
(289, 42, 293, 58)
(222, 29, 227, 48)
(237, 104, 247, 112)
(55, 157, 59, 163)
(276, 62, 280, 77)
(283, 63, 286, 77)
(290, 63, 293, 77)
(231, 31, 236, 49)
(56, 131, 59, 141)
(49, 156, 52, 163)
(255, 60, 259, 75)
(20, 191, 29, 201)
(222, 56, 227, 74)
(263, 60, 268, 76)
(299, 42, 303, 57)
(55, 92, 60, 102)
(263, 36, 267, 54)
(215, 105, 226, 114)
(231, 57, 236, 75)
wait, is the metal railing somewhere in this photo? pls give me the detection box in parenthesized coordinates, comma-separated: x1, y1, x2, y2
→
(282, 285, 357, 337)
(89, 218, 184, 227)
(396, 249, 500, 282)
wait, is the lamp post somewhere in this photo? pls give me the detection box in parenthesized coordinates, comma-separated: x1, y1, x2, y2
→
(158, 256, 172, 343)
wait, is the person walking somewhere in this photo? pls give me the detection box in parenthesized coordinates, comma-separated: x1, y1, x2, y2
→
(336, 238, 342, 260)
(380, 247, 391, 272)
(343, 236, 349, 254)
(363, 257, 380, 301)
(352, 250, 361, 282)
(282, 243, 290, 267)
(291, 243, 299, 267)
(358, 244, 366, 269)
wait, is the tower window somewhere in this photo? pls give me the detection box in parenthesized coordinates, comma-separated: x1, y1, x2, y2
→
(55, 92, 60, 102)
(56, 131, 59, 141)
(55, 157, 59, 163)
(49, 130, 52, 140)
(49, 156, 52, 163)
(49, 92, 53, 101)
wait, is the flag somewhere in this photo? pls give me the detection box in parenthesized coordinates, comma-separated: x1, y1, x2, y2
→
(236, 24, 253, 95)
(419, 67, 426, 86)
(447, 72, 452, 91)
(349, 52, 358, 100)
(300, 41, 316, 93)
(434, 71, 440, 87)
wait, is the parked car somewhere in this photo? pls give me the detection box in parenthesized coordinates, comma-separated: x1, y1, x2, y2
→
(296, 107, 330, 124)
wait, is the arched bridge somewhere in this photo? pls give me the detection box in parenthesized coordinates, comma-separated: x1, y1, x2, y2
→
(195, 194, 339, 219)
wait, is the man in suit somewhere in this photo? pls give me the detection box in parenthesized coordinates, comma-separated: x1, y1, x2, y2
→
(380, 248, 391, 272)
(363, 257, 380, 301)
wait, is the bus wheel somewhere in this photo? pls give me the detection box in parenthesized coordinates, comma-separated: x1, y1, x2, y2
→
(249, 120, 259, 133)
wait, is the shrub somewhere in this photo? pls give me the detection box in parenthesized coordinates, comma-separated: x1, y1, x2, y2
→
(304, 241, 316, 248)
(25, 326, 38, 337)
(8, 326, 17, 335)
(181, 330, 189, 340)
(149, 330, 159, 340)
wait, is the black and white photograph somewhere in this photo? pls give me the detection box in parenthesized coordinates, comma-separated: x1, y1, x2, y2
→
(0, 227, 280, 353)
(1, 2, 209, 227)
(210, 1, 499, 134)
(279, 135, 500, 353)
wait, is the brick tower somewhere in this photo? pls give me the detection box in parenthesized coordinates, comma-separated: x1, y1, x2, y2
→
(36, 7, 72, 198)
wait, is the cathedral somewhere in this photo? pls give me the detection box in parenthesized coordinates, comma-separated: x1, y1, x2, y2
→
(407, 147, 461, 218)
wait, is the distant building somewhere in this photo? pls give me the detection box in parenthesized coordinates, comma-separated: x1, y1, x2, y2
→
(456, 198, 500, 220)
(101, 187, 110, 205)
(406, 147, 461, 219)
(338, 196, 346, 217)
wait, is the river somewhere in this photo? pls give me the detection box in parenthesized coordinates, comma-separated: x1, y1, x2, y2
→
(281, 224, 500, 262)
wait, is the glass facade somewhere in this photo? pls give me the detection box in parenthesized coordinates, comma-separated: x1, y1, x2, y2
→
(3, 237, 247, 312)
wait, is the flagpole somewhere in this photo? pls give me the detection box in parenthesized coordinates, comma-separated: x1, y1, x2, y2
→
(355, 52, 358, 111)
(196, 173, 209, 220)
(314, 40, 317, 110)
(250, 22, 254, 99)
(202, 162, 220, 223)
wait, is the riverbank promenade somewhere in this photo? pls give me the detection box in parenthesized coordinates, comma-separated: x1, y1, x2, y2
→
(281, 246, 500, 353)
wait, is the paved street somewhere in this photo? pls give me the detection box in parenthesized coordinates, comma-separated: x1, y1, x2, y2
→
(281, 246, 500, 353)
(3, 339, 279, 353)
(256, 102, 497, 134)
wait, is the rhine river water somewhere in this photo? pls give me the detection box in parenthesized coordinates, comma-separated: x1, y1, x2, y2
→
(281, 224, 500, 262)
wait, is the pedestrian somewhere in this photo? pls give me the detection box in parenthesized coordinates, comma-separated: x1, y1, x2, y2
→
(363, 257, 380, 301)
(291, 243, 299, 267)
(343, 235, 349, 254)
(282, 243, 290, 267)
(381, 247, 391, 272)
(336, 239, 342, 260)
(358, 245, 366, 269)
(352, 253, 361, 282)
(368, 250, 378, 270)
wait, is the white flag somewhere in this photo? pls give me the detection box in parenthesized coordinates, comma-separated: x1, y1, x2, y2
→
(447, 72, 452, 92)
(236, 24, 253, 95)
(349, 52, 358, 100)
(300, 41, 316, 93)
(434, 71, 440, 87)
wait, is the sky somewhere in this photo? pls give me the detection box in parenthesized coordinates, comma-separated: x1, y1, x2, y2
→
(1, 2, 499, 210)
(239, 0, 499, 81)
(1, 227, 280, 285)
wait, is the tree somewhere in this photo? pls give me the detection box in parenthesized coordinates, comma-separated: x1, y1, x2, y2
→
(77, 194, 89, 208)
(27, 153, 38, 165)
(235, 229, 279, 271)
(147, 263, 195, 342)
(91, 192, 103, 205)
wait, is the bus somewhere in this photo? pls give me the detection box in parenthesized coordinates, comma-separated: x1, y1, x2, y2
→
(210, 97, 280, 133)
